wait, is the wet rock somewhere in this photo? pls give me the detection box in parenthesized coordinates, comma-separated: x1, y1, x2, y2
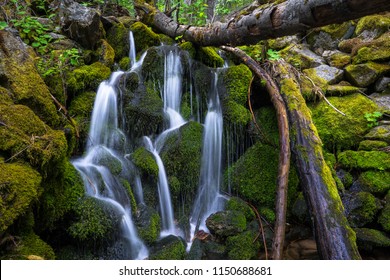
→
(135, 204, 161, 244)
(59, 0, 103, 49)
(206, 210, 246, 238)
(342, 191, 381, 227)
(149, 235, 186, 260)
(345, 62, 390, 87)
(365, 125, 390, 144)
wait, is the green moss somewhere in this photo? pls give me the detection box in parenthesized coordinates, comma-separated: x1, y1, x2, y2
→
(132, 147, 159, 177)
(309, 94, 378, 150)
(119, 57, 130, 70)
(326, 85, 361, 97)
(160, 121, 203, 204)
(226, 231, 260, 260)
(136, 205, 161, 244)
(358, 171, 390, 195)
(121, 179, 137, 214)
(68, 196, 116, 241)
(150, 236, 186, 260)
(130, 22, 161, 53)
(378, 201, 390, 233)
(354, 228, 390, 251)
(224, 101, 251, 125)
(179, 41, 196, 59)
(96, 39, 115, 67)
(0, 104, 68, 176)
(0, 86, 13, 104)
(0, 160, 41, 232)
(17, 232, 55, 260)
(345, 62, 390, 87)
(353, 33, 390, 64)
(259, 207, 276, 223)
(227, 142, 299, 212)
(197, 47, 224, 68)
(95, 149, 123, 175)
(253, 106, 279, 145)
(338, 150, 390, 170)
(67, 62, 111, 95)
(344, 192, 379, 227)
(355, 15, 390, 38)
(359, 140, 388, 151)
(226, 197, 255, 221)
(327, 52, 351, 69)
(206, 211, 247, 237)
(39, 160, 84, 230)
(365, 126, 390, 144)
(106, 22, 130, 61)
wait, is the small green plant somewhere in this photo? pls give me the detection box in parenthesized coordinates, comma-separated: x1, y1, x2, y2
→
(266, 48, 281, 61)
(364, 111, 383, 128)
(178, 1, 208, 26)
(0, 21, 8, 30)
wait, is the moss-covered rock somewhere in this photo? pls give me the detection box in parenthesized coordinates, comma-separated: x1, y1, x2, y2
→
(106, 22, 130, 61)
(160, 121, 203, 205)
(0, 159, 42, 232)
(378, 194, 390, 232)
(226, 230, 260, 260)
(354, 15, 390, 39)
(150, 235, 186, 260)
(206, 210, 246, 237)
(354, 228, 390, 252)
(226, 197, 255, 221)
(219, 64, 252, 125)
(303, 65, 344, 89)
(281, 44, 326, 69)
(338, 150, 390, 170)
(325, 85, 362, 97)
(345, 62, 390, 88)
(0, 30, 59, 127)
(67, 62, 111, 95)
(310, 93, 378, 150)
(17, 232, 56, 260)
(131, 147, 158, 177)
(136, 204, 161, 244)
(342, 191, 380, 227)
(358, 140, 388, 151)
(358, 171, 390, 196)
(227, 142, 299, 212)
(0, 104, 68, 175)
(197, 47, 224, 68)
(130, 22, 161, 54)
(94, 148, 123, 175)
(179, 41, 196, 59)
(364, 125, 390, 144)
(323, 50, 351, 69)
(96, 39, 115, 67)
(353, 33, 390, 64)
(68, 196, 117, 242)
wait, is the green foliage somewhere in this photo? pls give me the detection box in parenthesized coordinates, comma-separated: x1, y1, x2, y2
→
(37, 48, 81, 79)
(364, 111, 383, 128)
(0, 21, 8, 30)
(178, 2, 208, 26)
(215, 0, 254, 17)
(338, 150, 390, 171)
(132, 147, 159, 177)
(226, 231, 260, 260)
(266, 48, 281, 61)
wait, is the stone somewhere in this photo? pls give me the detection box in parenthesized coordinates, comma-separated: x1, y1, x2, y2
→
(206, 210, 246, 237)
(370, 93, 390, 115)
(326, 84, 363, 97)
(322, 50, 351, 69)
(365, 125, 390, 144)
(355, 15, 390, 40)
(149, 235, 186, 260)
(282, 44, 326, 69)
(354, 228, 390, 252)
(59, 0, 103, 49)
(268, 35, 299, 50)
(303, 65, 344, 86)
(345, 62, 390, 88)
(375, 77, 390, 92)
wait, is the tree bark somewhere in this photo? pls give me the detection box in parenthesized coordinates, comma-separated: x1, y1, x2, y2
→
(134, 0, 390, 46)
(270, 60, 361, 260)
(221, 46, 290, 260)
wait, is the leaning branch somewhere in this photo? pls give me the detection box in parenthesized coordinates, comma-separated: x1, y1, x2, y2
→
(221, 46, 290, 260)
(135, 0, 390, 46)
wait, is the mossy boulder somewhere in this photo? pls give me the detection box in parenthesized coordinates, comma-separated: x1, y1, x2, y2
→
(325, 85, 362, 97)
(206, 210, 247, 237)
(96, 39, 115, 67)
(106, 22, 130, 61)
(226, 230, 260, 260)
(358, 140, 388, 151)
(342, 191, 380, 227)
(68, 196, 117, 242)
(310, 93, 378, 150)
(281, 44, 325, 69)
(130, 22, 161, 54)
(131, 147, 158, 177)
(0, 30, 59, 127)
(94, 148, 123, 175)
(338, 150, 390, 170)
(160, 121, 203, 204)
(323, 50, 351, 69)
(179, 41, 196, 59)
(17, 232, 56, 260)
(0, 159, 42, 232)
(67, 62, 111, 95)
(149, 235, 186, 260)
(227, 142, 299, 213)
(303, 65, 344, 88)
(354, 15, 390, 39)
(197, 47, 224, 68)
(357, 171, 390, 196)
(345, 62, 390, 88)
(354, 228, 390, 252)
(364, 125, 390, 144)
(353, 33, 390, 64)
(136, 204, 161, 244)
(219, 64, 252, 125)
(0, 104, 68, 175)
(226, 197, 255, 221)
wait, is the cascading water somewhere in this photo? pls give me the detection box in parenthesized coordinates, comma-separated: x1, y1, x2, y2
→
(72, 72, 148, 260)
(129, 31, 136, 67)
(190, 72, 225, 236)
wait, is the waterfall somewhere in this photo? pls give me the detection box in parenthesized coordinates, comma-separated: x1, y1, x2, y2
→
(72, 72, 148, 260)
(190, 72, 224, 234)
(129, 31, 136, 67)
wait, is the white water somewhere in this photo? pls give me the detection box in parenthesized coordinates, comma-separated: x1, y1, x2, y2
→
(73, 72, 148, 260)
(129, 31, 136, 67)
(190, 72, 225, 237)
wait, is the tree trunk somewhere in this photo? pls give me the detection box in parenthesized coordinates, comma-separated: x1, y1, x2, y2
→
(221, 46, 290, 260)
(270, 61, 361, 260)
(134, 0, 390, 46)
